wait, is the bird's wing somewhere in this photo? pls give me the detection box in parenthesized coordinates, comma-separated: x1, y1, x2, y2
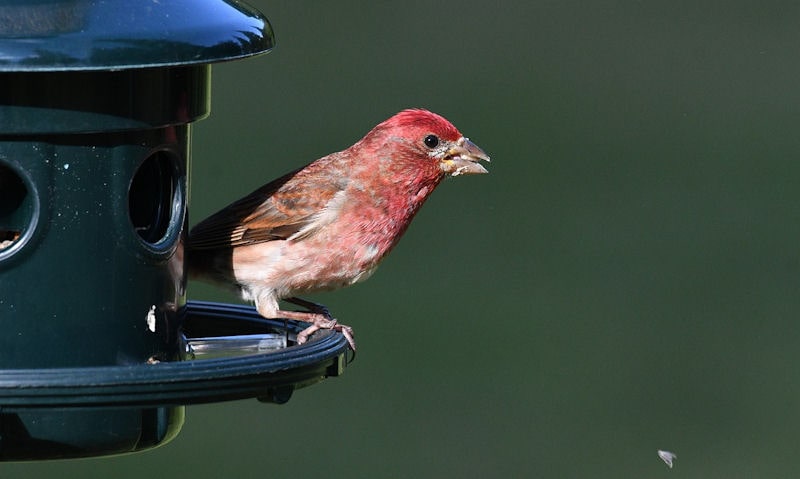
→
(187, 160, 348, 250)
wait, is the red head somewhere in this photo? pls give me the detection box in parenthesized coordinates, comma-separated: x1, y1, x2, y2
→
(356, 109, 489, 178)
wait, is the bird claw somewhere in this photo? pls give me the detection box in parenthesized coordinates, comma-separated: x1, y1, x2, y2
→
(336, 323, 356, 351)
(279, 298, 356, 351)
(296, 318, 356, 351)
(295, 324, 318, 345)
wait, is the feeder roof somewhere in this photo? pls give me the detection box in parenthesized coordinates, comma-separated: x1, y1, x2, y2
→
(0, 0, 273, 72)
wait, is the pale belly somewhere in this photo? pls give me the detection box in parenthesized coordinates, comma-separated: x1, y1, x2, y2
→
(231, 233, 387, 299)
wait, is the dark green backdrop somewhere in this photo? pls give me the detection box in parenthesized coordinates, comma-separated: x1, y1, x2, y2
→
(7, 1, 800, 477)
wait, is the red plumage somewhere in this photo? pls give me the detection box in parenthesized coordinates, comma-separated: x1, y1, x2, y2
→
(187, 109, 489, 349)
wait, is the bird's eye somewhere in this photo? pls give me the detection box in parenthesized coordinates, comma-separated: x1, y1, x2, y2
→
(423, 135, 439, 149)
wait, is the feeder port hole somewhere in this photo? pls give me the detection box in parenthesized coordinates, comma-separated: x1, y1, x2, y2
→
(0, 161, 31, 253)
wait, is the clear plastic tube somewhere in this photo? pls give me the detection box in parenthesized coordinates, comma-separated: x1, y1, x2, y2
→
(187, 333, 287, 359)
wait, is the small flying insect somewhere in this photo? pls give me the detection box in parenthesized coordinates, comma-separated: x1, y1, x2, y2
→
(657, 449, 676, 469)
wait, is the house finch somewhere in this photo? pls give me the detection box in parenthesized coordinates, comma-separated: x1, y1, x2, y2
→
(187, 109, 490, 350)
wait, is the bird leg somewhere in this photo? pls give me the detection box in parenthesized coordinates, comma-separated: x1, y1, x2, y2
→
(279, 297, 356, 351)
(285, 297, 332, 318)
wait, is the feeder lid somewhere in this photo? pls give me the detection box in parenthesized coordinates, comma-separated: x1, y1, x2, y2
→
(0, 0, 273, 72)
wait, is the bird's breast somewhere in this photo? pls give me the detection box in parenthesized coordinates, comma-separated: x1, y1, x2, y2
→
(230, 187, 420, 297)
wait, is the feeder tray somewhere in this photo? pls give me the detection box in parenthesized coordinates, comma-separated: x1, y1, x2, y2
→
(0, 301, 352, 409)
(0, 301, 351, 461)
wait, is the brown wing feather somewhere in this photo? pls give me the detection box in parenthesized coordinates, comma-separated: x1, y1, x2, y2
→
(187, 158, 347, 250)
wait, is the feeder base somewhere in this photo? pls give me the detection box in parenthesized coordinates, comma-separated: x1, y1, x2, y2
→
(0, 301, 352, 461)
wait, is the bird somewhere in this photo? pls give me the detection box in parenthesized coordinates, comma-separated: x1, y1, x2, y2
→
(186, 109, 490, 350)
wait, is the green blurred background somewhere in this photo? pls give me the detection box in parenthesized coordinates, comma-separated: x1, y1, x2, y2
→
(8, 1, 800, 477)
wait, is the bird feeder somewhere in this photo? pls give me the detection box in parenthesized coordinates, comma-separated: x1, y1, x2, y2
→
(0, 0, 350, 461)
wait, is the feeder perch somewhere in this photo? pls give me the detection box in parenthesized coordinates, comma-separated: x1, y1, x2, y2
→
(0, 0, 351, 461)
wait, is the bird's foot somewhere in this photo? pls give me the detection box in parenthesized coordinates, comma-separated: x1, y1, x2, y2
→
(296, 317, 356, 351)
(273, 298, 356, 351)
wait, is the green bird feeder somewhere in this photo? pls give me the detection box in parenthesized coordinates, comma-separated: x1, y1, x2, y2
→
(0, 0, 350, 461)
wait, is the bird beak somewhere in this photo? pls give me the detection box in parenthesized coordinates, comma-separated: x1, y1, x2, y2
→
(441, 137, 490, 176)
